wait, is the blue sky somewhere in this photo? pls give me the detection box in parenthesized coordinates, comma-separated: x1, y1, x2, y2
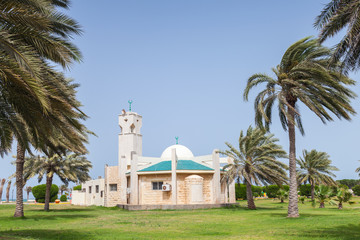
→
(2, 1, 360, 198)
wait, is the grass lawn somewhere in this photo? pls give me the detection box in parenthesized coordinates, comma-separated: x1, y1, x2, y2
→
(0, 198, 360, 240)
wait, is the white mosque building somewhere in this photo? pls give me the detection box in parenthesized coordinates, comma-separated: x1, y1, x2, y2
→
(72, 106, 236, 210)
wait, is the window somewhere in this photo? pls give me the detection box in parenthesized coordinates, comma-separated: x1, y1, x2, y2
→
(89, 186, 92, 194)
(101, 191, 103, 198)
(96, 185, 99, 193)
(152, 182, 163, 190)
(110, 184, 117, 191)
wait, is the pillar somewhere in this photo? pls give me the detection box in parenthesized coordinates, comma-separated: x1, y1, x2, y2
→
(171, 148, 177, 205)
(212, 149, 221, 204)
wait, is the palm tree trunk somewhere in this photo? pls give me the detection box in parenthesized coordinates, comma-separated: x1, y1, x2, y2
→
(44, 174, 53, 211)
(287, 103, 299, 218)
(0, 178, 5, 203)
(14, 143, 25, 217)
(281, 199, 284, 203)
(245, 180, 256, 209)
(319, 201, 325, 208)
(338, 202, 343, 209)
(311, 183, 315, 201)
(6, 181, 11, 203)
(27, 191, 29, 201)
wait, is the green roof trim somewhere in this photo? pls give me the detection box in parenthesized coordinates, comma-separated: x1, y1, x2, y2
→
(138, 160, 213, 172)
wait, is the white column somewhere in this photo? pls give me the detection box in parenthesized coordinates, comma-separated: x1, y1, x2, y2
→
(171, 148, 177, 205)
(212, 149, 221, 204)
(119, 155, 127, 204)
(130, 151, 138, 205)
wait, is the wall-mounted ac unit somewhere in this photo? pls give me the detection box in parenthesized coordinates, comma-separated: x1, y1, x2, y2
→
(162, 184, 171, 191)
(126, 188, 131, 194)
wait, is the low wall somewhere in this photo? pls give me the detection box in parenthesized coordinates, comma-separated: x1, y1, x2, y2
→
(117, 203, 238, 211)
(72, 190, 86, 206)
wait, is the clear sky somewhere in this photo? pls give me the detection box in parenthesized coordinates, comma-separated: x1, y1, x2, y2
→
(2, 1, 360, 198)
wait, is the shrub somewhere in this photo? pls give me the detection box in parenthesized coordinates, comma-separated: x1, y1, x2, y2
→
(299, 184, 312, 196)
(251, 185, 263, 197)
(32, 184, 59, 203)
(352, 185, 360, 196)
(73, 185, 81, 191)
(282, 185, 289, 191)
(264, 185, 280, 198)
(60, 195, 67, 202)
(235, 183, 247, 199)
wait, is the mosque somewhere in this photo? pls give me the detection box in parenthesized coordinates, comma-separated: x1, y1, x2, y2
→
(72, 105, 236, 209)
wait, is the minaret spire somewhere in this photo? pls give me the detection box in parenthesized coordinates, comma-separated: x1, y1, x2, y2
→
(175, 136, 179, 145)
(128, 100, 133, 112)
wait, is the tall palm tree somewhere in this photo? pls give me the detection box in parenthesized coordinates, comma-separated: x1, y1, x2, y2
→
(220, 126, 288, 209)
(23, 152, 92, 211)
(297, 149, 339, 200)
(0, 179, 5, 202)
(244, 37, 356, 217)
(315, 0, 360, 71)
(25, 186, 32, 202)
(0, 0, 89, 217)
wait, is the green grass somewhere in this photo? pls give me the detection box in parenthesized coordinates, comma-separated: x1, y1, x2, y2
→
(0, 198, 360, 239)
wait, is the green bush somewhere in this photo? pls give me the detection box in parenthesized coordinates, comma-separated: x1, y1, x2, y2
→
(299, 184, 312, 196)
(251, 185, 263, 197)
(264, 185, 280, 198)
(352, 185, 360, 196)
(32, 184, 59, 203)
(73, 185, 81, 191)
(60, 195, 67, 202)
(235, 183, 247, 199)
(282, 185, 289, 191)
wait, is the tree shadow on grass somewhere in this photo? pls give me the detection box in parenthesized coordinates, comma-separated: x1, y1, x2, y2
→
(0, 214, 92, 222)
(28, 207, 96, 213)
(0, 229, 92, 240)
(301, 223, 360, 240)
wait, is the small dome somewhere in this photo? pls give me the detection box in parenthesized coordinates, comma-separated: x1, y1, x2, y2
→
(161, 144, 194, 160)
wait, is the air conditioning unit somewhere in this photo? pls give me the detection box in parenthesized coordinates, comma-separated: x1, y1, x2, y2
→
(162, 184, 171, 191)
(126, 188, 131, 194)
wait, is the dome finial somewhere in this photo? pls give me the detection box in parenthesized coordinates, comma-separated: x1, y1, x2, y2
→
(175, 136, 179, 145)
(128, 100, 133, 112)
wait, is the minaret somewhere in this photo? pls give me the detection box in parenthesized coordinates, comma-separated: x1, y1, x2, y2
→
(118, 101, 143, 167)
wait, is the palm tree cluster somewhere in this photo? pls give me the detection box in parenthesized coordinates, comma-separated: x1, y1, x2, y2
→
(297, 149, 339, 200)
(220, 126, 288, 210)
(23, 152, 92, 211)
(0, 0, 91, 217)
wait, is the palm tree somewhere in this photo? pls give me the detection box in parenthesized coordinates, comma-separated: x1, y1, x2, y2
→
(23, 152, 92, 211)
(26, 186, 32, 202)
(0, 1, 88, 217)
(220, 126, 288, 210)
(297, 149, 339, 201)
(0, 179, 5, 203)
(6, 180, 11, 202)
(315, 0, 360, 71)
(277, 189, 289, 203)
(315, 185, 332, 208)
(59, 185, 68, 196)
(244, 37, 356, 217)
(355, 161, 360, 176)
(330, 187, 352, 209)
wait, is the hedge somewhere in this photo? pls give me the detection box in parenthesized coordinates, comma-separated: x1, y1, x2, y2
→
(73, 185, 81, 191)
(299, 184, 312, 196)
(32, 184, 59, 203)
